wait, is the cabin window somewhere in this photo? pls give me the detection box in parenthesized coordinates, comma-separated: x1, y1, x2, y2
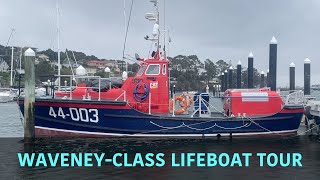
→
(146, 64, 160, 75)
(137, 65, 147, 76)
(162, 64, 166, 75)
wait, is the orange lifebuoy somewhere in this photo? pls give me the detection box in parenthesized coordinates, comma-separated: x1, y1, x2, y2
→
(183, 94, 193, 106)
(169, 96, 188, 114)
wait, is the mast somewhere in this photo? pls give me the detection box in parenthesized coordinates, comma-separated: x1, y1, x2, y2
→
(145, 0, 160, 58)
(6, 28, 15, 87)
(19, 47, 22, 72)
(163, 0, 166, 60)
(56, 0, 61, 90)
(124, 0, 128, 72)
(155, 0, 160, 53)
(10, 46, 14, 87)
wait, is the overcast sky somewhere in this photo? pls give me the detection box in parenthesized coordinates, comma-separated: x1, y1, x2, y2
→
(1, 0, 319, 86)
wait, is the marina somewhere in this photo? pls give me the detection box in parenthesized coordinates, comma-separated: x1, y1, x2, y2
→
(5, 0, 318, 139)
(0, 0, 320, 179)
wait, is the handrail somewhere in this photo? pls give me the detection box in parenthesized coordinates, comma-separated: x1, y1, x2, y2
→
(281, 90, 305, 105)
(115, 90, 127, 102)
(51, 75, 107, 101)
(191, 93, 211, 118)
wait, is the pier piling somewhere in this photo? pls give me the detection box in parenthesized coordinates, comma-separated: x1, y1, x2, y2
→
(24, 48, 36, 142)
(228, 66, 233, 89)
(248, 52, 254, 88)
(224, 70, 228, 90)
(304, 58, 311, 95)
(289, 62, 295, 91)
(260, 71, 265, 87)
(269, 36, 278, 91)
(221, 73, 225, 92)
(237, 61, 241, 89)
(267, 69, 270, 87)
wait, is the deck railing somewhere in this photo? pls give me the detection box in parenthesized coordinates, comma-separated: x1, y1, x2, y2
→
(49, 75, 126, 102)
(280, 90, 305, 105)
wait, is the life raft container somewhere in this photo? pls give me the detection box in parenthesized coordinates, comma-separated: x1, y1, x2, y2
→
(169, 95, 193, 114)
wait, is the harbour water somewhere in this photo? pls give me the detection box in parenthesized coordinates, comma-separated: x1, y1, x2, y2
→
(0, 92, 319, 179)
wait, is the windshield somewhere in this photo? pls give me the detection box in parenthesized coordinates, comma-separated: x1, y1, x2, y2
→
(146, 64, 160, 75)
(136, 65, 147, 76)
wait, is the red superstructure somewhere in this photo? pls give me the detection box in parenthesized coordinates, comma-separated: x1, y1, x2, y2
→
(55, 55, 170, 114)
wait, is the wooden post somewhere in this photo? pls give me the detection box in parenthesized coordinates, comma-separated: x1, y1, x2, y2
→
(221, 73, 225, 92)
(267, 69, 270, 87)
(248, 52, 254, 88)
(228, 66, 233, 89)
(304, 58, 311, 95)
(260, 71, 265, 87)
(24, 48, 35, 142)
(224, 70, 228, 90)
(237, 60, 242, 89)
(289, 62, 295, 91)
(269, 36, 277, 91)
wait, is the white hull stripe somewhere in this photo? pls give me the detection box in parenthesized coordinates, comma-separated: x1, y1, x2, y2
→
(35, 126, 297, 137)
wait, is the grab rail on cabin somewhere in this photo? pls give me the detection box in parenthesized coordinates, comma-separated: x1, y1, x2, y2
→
(281, 90, 305, 105)
(115, 90, 127, 102)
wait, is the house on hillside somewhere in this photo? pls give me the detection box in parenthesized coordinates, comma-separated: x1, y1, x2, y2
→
(117, 60, 126, 71)
(62, 63, 78, 68)
(85, 67, 97, 76)
(0, 58, 9, 72)
(37, 54, 50, 61)
(87, 60, 107, 68)
(104, 60, 118, 68)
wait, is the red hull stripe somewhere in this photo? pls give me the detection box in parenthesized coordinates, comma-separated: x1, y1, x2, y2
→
(281, 109, 304, 113)
(34, 101, 130, 109)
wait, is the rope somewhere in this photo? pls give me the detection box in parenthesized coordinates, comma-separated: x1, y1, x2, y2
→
(121, 0, 134, 72)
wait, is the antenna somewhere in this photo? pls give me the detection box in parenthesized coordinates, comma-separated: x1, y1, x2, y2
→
(145, 0, 160, 58)
(163, 0, 166, 60)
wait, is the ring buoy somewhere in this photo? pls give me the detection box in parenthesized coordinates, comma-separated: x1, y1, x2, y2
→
(133, 82, 149, 102)
(182, 94, 193, 106)
(169, 96, 188, 114)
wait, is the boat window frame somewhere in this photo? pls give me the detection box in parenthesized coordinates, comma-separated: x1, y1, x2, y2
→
(136, 64, 147, 76)
(162, 64, 166, 75)
(145, 64, 160, 75)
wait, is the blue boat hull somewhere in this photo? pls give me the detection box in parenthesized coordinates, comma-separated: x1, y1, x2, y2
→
(18, 99, 304, 137)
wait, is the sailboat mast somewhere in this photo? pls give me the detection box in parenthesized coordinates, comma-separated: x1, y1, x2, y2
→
(10, 46, 14, 87)
(19, 47, 22, 72)
(56, 0, 61, 90)
(124, 0, 128, 72)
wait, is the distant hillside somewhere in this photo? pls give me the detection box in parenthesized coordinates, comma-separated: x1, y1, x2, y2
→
(38, 49, 99, 64)
(0, 44, 263, 91)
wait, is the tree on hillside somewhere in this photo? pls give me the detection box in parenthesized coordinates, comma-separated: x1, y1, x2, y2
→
(35, 61, 55, 82)
(204, 59, 217, 82)
(216, 60, 229, 75)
